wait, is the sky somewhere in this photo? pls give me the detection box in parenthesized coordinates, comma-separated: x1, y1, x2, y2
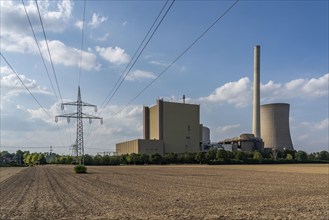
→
(1, 0, 328, 155)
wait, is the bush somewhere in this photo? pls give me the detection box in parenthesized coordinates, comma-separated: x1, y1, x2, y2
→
(74, 165, 87, 173)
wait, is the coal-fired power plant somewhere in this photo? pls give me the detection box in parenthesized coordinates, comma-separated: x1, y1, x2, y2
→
(252, 45, 294, 151)
(260, 103, 294, 150)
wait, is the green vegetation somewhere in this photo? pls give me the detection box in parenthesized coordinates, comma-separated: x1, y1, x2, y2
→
(1, 148, 328, 167)
(74, 165, 87, 173)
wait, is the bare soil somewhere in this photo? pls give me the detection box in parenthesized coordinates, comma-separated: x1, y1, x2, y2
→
(0, 164, 328, 220)
(0, 167, 26, 182)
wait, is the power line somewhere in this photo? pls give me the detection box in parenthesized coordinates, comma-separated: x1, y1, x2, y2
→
(0, 53, 52, 119)
(22, 0, 72, 146)
(98, 0, 175, 114)
(34, 0, 63, 103)
(21, 0, 58, 101)
(78, 0, 87, 86)
(34, 0, 74, 145)
(84, 0, 174, 147)
(84, 0, 175, 147)
(109, 0, 240, 120)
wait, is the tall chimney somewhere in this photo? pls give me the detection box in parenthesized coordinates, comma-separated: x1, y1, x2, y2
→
(252, 45, 260, 138)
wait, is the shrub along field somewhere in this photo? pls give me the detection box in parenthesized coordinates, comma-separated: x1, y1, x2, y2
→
(0, 164, 328, 219)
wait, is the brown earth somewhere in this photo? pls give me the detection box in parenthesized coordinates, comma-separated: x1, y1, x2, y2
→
(0, 164, 328, 220)
(0, 167, 26, 182)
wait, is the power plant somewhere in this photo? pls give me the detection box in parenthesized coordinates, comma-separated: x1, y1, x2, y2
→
(116, 45, 294, 154)
(261, 103, 294, 150)
(218, 45, 294, 152)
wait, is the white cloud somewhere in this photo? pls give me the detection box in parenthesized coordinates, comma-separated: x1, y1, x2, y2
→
(97, 33, 110, 42)
(89, 13, 108, 28)
(0, 33, 37, 54)
(96, 46, 130, 65)
(218, 124, 241, 132)
(40, 40, 98, 70)
(126, 70, 156, 81)
(75, 20, 83, 30)
(200, 77, 252, 108)
(122, 21, 128, 27)
(0, 0, 73, 34)
(1, 66, 51, 97)
(150, 60, 169, 66)
(314, 118, 329, 130)
(200, 73, 329, 108)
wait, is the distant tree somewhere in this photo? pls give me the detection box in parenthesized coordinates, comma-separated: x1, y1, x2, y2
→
(15, 150, 24, 165)
(216, 149, 228, 161)
(253, 150, 263, 162)
(102, 155, 111, 165)
(83, 154, 94, 165)
(127, 153, 142, 165)
(164, 152, 178, 164)
(38, 153, 47, 164)
(195, 152, 206, 164)
(286, 153, 293, 160)
(31, 153, 39, 165)
(140, 154, 149, 164)
(23, 153, 32, 165)
(205, 149, 217, 162)
(150, 153, 162, 164)
(233, 151, 247, 161)
(317, 151, 329, 161)
(94, 155, 103, 165)
(120, 154, 128, 165)
(295, 151, 308, 161)
(109, 156, 120, 165)
(307, 153, 316, 160)
(283, 149, 296, 159)
(182, 152, 196, 164)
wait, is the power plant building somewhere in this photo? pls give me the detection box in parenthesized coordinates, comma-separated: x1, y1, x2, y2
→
(260, 103, 294, 150)
(116, 99, 201, 156)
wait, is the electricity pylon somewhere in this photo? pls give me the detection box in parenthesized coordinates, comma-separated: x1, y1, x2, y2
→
(55, 86, 103, 165)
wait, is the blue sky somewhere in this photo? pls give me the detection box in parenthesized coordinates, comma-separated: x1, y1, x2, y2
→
(1, 0, 328, 155)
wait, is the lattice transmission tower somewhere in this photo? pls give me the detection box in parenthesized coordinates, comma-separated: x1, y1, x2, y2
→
(55, 86, 103, 165)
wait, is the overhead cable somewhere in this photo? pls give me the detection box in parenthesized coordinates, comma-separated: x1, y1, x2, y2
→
(98, 0, 175, 114)
(109, 0, 240, 120)
(21, 0, 59, 101)
(78, 0, 87, 86)
(34, 0, 64, 103)
(0, 53, 52, 119)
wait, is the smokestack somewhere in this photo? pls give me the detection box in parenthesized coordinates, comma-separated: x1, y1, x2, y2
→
(252, 45, 260, 138)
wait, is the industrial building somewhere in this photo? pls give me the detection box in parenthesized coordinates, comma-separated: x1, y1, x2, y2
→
(218, 45, 294, 152)
(116, 99, 202, 156)
(219, 134, 263, 152)
(260, 103, 294, 150)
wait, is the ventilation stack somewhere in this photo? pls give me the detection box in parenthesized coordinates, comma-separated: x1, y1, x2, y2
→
(252, 45, 261, 138)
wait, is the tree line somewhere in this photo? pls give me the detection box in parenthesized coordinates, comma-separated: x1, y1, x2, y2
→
(1, 149, 328, 166)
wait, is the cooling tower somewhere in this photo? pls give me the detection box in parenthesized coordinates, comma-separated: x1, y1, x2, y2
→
(260, 103, 294, 150)
(252, 45, 261, 138)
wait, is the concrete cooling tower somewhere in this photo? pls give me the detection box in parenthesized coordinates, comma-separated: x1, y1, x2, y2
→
(260, 103, 294, 150)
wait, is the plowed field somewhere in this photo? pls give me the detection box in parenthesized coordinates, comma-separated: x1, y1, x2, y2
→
(0, 164, 328, 219)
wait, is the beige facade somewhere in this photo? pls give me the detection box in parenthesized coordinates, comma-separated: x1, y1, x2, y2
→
(143, 100, 200, 154)
(116, 99, 201, 156)
(116, 139, 164, 156)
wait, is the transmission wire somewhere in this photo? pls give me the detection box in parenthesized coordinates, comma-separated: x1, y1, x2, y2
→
(34, 0, 73, 144)
(109, 0, 240, 120)
(35, 0, 63, 103)
(98, 0, 175, 114)
(1, 53, 52, 119)
(78, 0, 87, 86)
(21, 0, 58, 100)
